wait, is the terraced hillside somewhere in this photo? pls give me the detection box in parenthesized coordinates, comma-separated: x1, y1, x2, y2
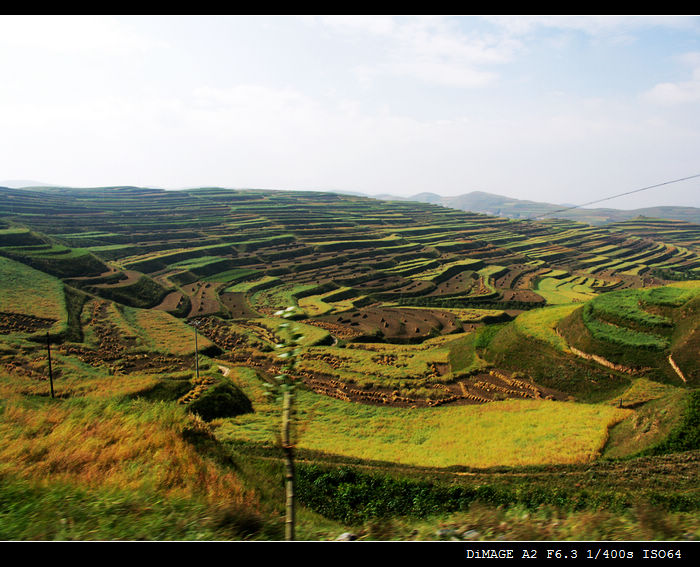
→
(1, 185, 699, 540)
(557, 282, 700, 385)
(607, 217, 700, 252)
(2, 186, 700, 407)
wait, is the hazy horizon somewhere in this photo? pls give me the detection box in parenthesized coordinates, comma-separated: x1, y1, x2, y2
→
(2, 16, 700, 209)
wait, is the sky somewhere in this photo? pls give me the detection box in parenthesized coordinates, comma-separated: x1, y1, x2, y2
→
(1, 15, 700, 209)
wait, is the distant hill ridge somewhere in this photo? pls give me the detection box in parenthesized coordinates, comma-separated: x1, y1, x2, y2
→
(3, 182, 699, 225)
(402, 190, 700, 225)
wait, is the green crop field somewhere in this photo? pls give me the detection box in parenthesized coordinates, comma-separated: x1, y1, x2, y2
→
(535, 276, 598, 304)
(1, 186, 699, 542)
(0, 256, 66, 323)
(216, 366, 630, 468)
(513, 304, 579, 351)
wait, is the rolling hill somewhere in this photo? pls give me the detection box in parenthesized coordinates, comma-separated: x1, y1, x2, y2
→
(1, 185, 699, 541)
(403, 190, 700, 225)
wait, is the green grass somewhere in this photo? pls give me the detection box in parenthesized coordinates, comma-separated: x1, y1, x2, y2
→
(88, 275, 169, 310)
(0, 477, 269, 540)
(224, 276, 279, 293)
(2, 245, 107, 278)
(603, 387, 688, 460)
(535, 277, 597, 305)
(0, 256, 66, 328)
(513, 304, 579, 351)
(254, 317, 332, 348)
(216, 367, 629, 469)
(484, 318, 631, 400)
(296, 396, 628, 468)
(125, 307, 215, 355)
(251, 283, 318, 312)
(644, 282, 700, 307)
(0, 392, 267, 540)
(447, 332, 489, 374)
(638, 390, 700, 457)
(293, 460, 700, 535)
(203, 268, 260, 284)
(297, 287, 362, 316)
(590, 289, 673, 328)
(582, 304, 669, 350)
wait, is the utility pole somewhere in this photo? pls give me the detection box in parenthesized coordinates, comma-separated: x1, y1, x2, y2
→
(46, 332, 54, 399)
(263, 306, 304, 541)
(282, 388, 295, 541)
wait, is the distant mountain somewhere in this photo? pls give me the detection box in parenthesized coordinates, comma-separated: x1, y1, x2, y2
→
(411, 192, 443, 204)
(0, 180, 59, 189)
(403, 190, 700, 225)
(5, 182, 698, 225)
(373, 193, 407, 201)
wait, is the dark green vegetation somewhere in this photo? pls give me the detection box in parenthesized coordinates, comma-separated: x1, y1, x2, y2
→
(637, 391, 700, 457)
(185, 379, 253, 422)
(557, 283, 700, 384)
(1, 185, 699, 540)
(294, 452, 700, 525)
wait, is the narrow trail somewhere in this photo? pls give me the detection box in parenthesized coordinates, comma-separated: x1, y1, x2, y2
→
(240, 446, 700, 482)
(668, 355, 687, 383)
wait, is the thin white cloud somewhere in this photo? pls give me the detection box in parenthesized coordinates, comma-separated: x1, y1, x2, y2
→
(3, 78, 696, 204)
(0, 15, 166, 54)
(486, 15, 698, 38)
(309, 16, 517, 88)
(1, 16, 699, 207)
(643, 63, 700, 105)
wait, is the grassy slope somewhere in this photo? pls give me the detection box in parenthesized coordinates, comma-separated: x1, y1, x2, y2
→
(0, 256, 66, 325)
(484, 316, 631, 401)
(214, 366, 629, 468)
(1, 189, 699, 540)
(557, 282, 700, 384)
(0, 393, 266, 540)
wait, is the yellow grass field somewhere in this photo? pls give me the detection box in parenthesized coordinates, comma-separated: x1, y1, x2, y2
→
(513, 304, 579, 351)
(132, 308, 214, 355)
(0, 256, 66, 322)
(296, 399, 630, 468)
(218, 367, 630, 469)
(0, 396, 256, 506)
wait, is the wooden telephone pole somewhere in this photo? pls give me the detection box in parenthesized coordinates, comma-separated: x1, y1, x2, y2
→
(46, 332, 54, 399)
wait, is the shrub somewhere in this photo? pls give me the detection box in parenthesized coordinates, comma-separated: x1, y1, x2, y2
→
(639, 391, 700, 456)
(186, 381, 253, 421)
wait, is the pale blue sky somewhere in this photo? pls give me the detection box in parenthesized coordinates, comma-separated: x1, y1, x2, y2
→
(2, 15, 700, 208)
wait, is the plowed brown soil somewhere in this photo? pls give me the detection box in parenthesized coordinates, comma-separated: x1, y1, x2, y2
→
(0, 312, 56, 334)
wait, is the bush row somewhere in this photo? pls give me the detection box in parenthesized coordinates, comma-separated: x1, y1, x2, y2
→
(295, 464, 700, 525)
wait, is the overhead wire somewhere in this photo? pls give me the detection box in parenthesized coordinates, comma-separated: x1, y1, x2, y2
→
(530, 173, 700, 220)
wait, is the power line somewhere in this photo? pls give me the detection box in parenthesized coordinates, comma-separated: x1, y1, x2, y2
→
(532, 173, 700, 220)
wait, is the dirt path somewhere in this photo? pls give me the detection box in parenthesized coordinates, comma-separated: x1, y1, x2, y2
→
(668, 355, 687, 383)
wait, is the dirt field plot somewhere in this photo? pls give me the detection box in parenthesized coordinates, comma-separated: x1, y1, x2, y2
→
(154, 291, 185, 312)
(316, 306, 462, 341)
(0, 312, 56, 334)
(182, 281, 224, 317)
(426, 271, 476, 296)
(353, 275, 411, 292)
(219, 292, 259, 318)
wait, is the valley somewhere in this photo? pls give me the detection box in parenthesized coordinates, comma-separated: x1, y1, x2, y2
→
(0, 185, 699, 541)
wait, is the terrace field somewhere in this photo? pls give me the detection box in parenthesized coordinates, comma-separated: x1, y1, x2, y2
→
(0, 186, 698, 541)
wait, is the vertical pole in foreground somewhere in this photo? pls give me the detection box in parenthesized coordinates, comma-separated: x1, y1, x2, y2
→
(282, 389, 295, 541)
(46, 332, 54, 399)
